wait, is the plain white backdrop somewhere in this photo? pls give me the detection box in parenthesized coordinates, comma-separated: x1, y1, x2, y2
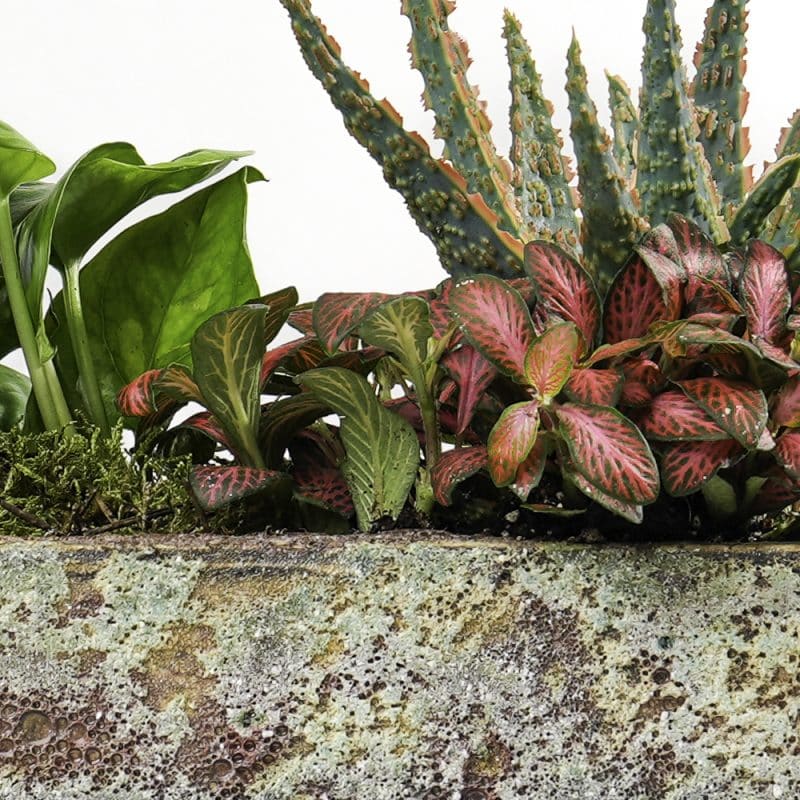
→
(1, 1, 797, 334)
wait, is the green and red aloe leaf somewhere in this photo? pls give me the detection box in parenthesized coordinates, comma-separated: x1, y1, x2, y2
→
(564, 368, 623, 407)
(523, 241, 600, 352)
(441, 345, 497, 435)
(190, 465, 289, 511)
(487, 400, 540, 487)
(449, 275, 535, 383)
(313, 292, 391, 354)
(555, 403, 659, 505)
(739, 239, 791, 346)
(636, 391, 728, 441)
(524, 322, 580, 401)
(660, 439, 743, 497)
(431, 446, 488, 506)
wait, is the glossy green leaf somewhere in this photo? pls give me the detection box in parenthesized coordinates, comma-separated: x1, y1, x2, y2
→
(297, 367, 419, 530)
(0, 364, 31, 430)
(0, 121, 55, 196)
(359, 296, 433, 375)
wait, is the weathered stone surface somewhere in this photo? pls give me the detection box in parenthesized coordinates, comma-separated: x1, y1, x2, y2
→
(0, 532, 798, 798)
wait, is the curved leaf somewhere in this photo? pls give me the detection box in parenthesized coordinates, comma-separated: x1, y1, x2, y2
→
(441, 345, 497, 435)
(0, 121, 55, 196)
(487, 400, 540, 487)
(774, 431, 800, 480)
(0, 364, 31, 430)
(668, 214, 729, 309)
(739, 240, 790, 346)
(313, 292, 391, 354)
(116, 369, 163, 417)
(431, 446, 488, 506)
(155, 364, 203, 405)
(524, 322, 580, 402)
(772, 375, 800, 428)
(260, 337, 317, 387)
(190, 465, 289, 511)
(511, 435, 549, 501)
(293, 466, 354, 517)
(260, 393, 331, 467)
(660, 439, 743, 496)
(637, 391, 728, 441)
(556, 403, 659, 504)
(564, 368, 623, 407)
(255, 286, 300, 344)
(360, 296, 432, 374)
(179, 412, 234, 451)
(563, 465, 643, 523)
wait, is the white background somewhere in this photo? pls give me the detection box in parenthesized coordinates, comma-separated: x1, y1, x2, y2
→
(1, 2, 797, 351)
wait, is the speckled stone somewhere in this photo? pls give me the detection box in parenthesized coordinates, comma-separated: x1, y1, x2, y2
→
(0, 532, 798, 799)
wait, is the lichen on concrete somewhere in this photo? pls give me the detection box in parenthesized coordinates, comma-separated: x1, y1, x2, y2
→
(0, 533, 799, 798)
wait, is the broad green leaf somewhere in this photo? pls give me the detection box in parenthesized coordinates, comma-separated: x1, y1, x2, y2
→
(0, 121, 55, 196)
(487, 400, 540, 487)
(359, 296, 432, 376)
(47, 168, 261, 422)
(191, 304, 267, 468)
(297, 367, 419, 530)
(0, 364, 31, 430)
(524, 322, 579, 402)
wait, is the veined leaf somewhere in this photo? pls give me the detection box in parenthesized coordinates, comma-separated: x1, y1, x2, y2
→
(313, 292, 391, 354)
(678, 377, 767, 449)
(116, 369, 163, 417)
(0, 364, 31, 430)
(511, 435, 549, 501)
(293, 466, 354, 517)
(637, 390, 727, 441)
(564, 465, 644, 523)
(260, 393, 331, 467)
(772, 374, 800, 428)
(359, 296, 432, 375)
(556, 403, 659, 504)
(297, 367, 419, 530)
(749, 471, 800, 514)
(0, 120, 55, 196)
(155, 364, 203, 405)
(739, 240, 790, 346)
(255, 285, 299, 344)
(287, 305, 314, 336)
(524, 322, 579, 401)
(449, 275, 535, 383)
(487, 400, 540, 487)
(260, 336, 317, 387)
(190, 465, 289, 511)
(441, 345, 497, 435)
(524, 241, 600, 352)
(563, 368, 623, 407)
(668, 214, 729, 301)
(774, 431, 800, 480)
(179, 411, 233, 451)
(191, 304, 267, 468)
(660, 439, 743, 496)
(431, 446, 488, 506)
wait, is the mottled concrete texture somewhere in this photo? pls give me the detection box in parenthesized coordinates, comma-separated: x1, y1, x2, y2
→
(0, 533, 799, 799)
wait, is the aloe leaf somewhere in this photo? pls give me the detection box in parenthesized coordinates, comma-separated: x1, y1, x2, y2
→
(0, 364, 31, 430)
(441, 345, 497, 435)
(279, 0, 523, 278)
(449, 275, 535, 383)
(431, 446, 488, 506)
(607, 73, 639, 184)
(503, 11, 579, 247)
(190, 465, 289, 512)
(566, 37, 648, 294)
(487, 400, 540, 487)
(556, 403, 659, 505)
(563, 368, 623, 407)
(774, 430, 800, 479)
(691, 0, 751, 209)
(312, 292, 391, 355)
(524, 241, 601, 351)
(730, 154, 800, 245)
(359, 296, 432, 375)
(777, 109, 800, 159)
(563, 465, 644, 524)
(524, 322, 579, 402)
(297, 367, 419, 530)
(739, 240, 790, 346)
(678, 376, 767, 448)
(47, 168, 261, 422)
(637, 390, 728, 441)
(260, 394, 331, 468)
(637, 0, 723, 239)
(660, 438, 742, 496)
(0, 121, 55, 196)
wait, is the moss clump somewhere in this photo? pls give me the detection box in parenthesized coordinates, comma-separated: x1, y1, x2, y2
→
(0, 422, 207, 536)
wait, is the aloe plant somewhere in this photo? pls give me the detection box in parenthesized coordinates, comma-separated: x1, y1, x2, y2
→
(280, 0, 798, 294)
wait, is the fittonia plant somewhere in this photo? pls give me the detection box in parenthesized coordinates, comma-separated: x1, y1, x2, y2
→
(280, 0, 799, 293)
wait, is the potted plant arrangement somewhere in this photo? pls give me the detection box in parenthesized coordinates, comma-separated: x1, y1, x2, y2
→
(1, 0, 799, 796)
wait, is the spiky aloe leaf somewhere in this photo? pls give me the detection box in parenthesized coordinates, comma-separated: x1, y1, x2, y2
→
(297, 367, 419, 530)
(730, 154, 800, 244)
(190, 465, 289, 511)
(524, 322, 579, 402)
(764, 112, 800, 269)
(487, 400, 540, 487)
(255, 286, 299, 344)
(402, 0, 519, 236)
(637, 390, 727, 441)
(312, 292, 391, 355)
(293, 466, 354, 517)
(156, 364, 203, 405)
(116, 369, 163, 417)
(566, 37, 647, 294)
(563, 368, 623, 407)
(449, 275, 535, 383)
(431, 446, 488, 506)
(739, 239, 790, 346)
(637, 0, 723, 239)
(179, 411, 234, 451)
(678, 377, 767, 448)
(511, 435, 549, 501)
(279, 0, 523, 278)
(660, 438, 742, 496)
(190, 304, 267, 468)
(503, 11, 579, 247)
(556, 403, 659, 505)
(260, 393, 331, 467)
(772, 375, 800, 428)
(607, 73, 638, 184)
(441, 345, 496, 435)
(563, 465, 644, 523)
(774, 430, 800, 480)
(692, 0, 751, 208)
(524, 241, 601, 352)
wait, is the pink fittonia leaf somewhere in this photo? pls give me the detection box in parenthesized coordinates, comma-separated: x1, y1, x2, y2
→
(583, 336, 654, 367)
(179, 411, 234, 451)
(775, 430, 800, 479)
(772, 375, 800, 428)
(116, 369, 163, 416)
(749, 472, 800, 514)
(312, 292, 391, 354)
(641, 223, 681, 261)
(524, 322, 580, 401)
(293, 466, 354, 517)
(449, 275, 535, 383)
(261, 336, 316, 386)
(190, 465, 288, 511)
(668, 214, 728, 283)
(555, 403, 659, 505)
(431, 446, 488, 506)
(442, 345, 497, 434)
(564, 466, 644, 524)
(511, 435, 549, 501)
(660, 439, 743, 496)
(621, 382, 654, 407)
(287, 306, 314, 335)
(487, 400, 540, 487)
(755, 340, 796, 370)
(155, 364, 203, 405)
(637, 391, 728, 441)
(740, 240, 790, 346)
(429, 279, 461, 343)
(523, 241, 600, 352)
(564, 368, 623, 406)
(678, 377, 768, 449)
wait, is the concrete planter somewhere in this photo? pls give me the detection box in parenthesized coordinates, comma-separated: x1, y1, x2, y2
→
(0, 532, 798, 798)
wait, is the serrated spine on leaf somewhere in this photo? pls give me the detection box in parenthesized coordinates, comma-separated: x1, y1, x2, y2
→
(692, 0, 751, 209)
(637, 0, 724, 241)
(279, 0, 522, 278)
(607, 73, 639, 185)
(503, 11, 579, 248)
(401, 0, 521, 236)
(566, 36, 647, 296)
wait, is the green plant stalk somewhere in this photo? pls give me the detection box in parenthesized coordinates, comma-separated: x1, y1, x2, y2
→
(0, 197, 70, 432)
(62, 260, 110, 435)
